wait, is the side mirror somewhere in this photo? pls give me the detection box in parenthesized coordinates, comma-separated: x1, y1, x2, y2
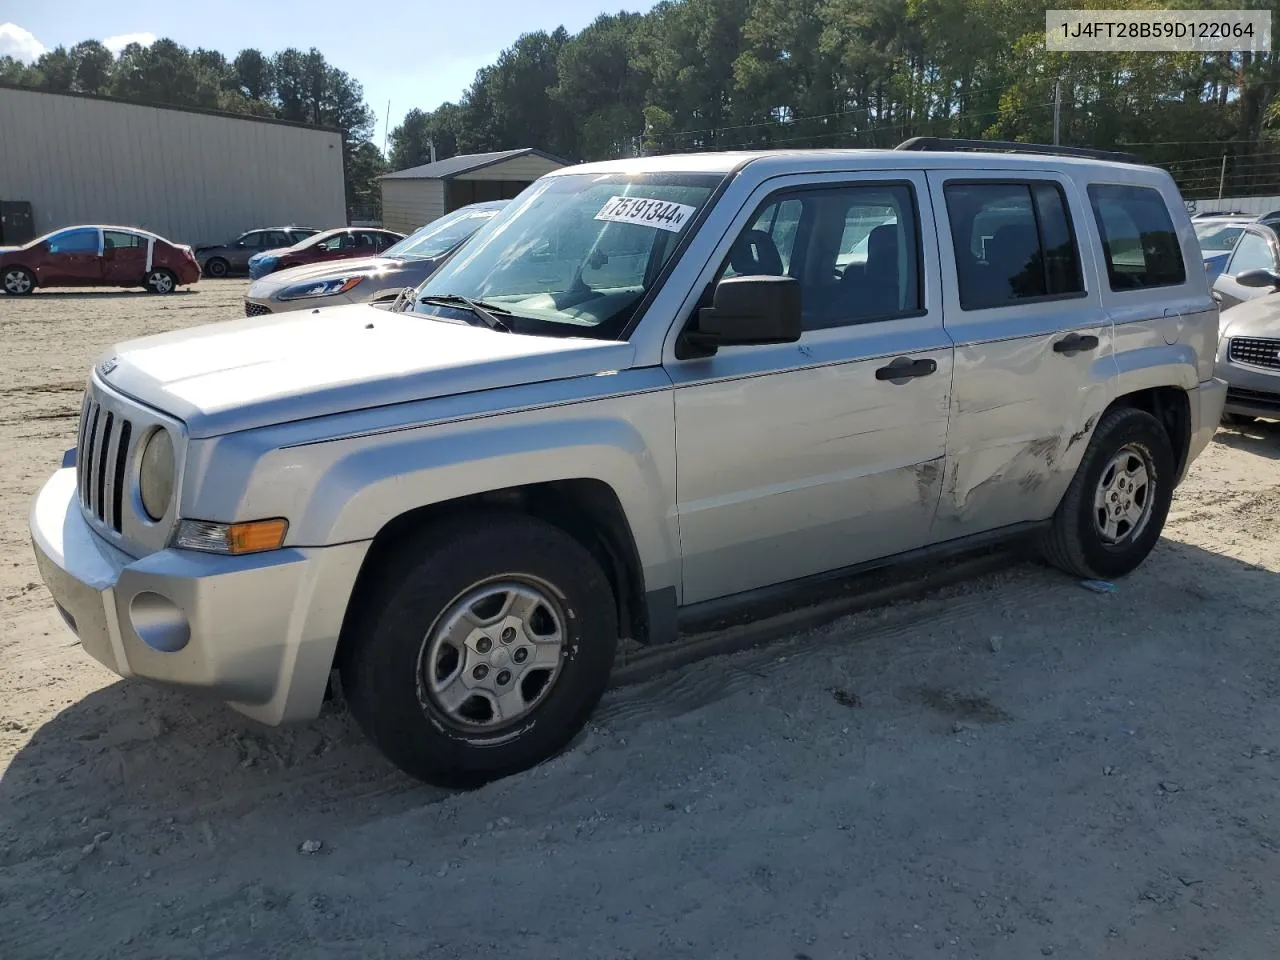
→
(1235, 268, 1280, 289)
(679, 275, 802, 358)
(234, 241, 246, 248)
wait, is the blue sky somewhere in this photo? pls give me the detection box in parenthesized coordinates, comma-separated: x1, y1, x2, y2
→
(2, 0, 657, 145)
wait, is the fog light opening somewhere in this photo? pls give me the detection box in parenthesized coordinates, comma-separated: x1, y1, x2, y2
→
(129, 591, 191, 653)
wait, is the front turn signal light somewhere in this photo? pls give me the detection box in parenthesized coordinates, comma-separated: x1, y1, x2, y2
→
(174, 518, 289, 555)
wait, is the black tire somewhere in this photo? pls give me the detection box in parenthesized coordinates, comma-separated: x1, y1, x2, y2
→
(1041, 406, 1176, 580)
(2, 265, 35, 296)
(204, 257, 229, 278)
(145, 269, 177, 294)
(1221, 412, 1256, 426)
(340, 511, 618, 787)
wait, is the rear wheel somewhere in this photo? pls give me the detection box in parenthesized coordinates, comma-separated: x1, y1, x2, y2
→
(2, 266, 35, 295)
(1041, 406, 1176, 580)
(340, 512, 618, 787)
(204, 257, 229, 278)
(145, 269, 177, 294)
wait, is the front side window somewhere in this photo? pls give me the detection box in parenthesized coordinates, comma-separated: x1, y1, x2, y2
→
(238, 231, 267, 248)
(47, 228, 99, 255)
(1227, 231, 1276, 276)
(944, 181, 1084, 310)
(1088, 183, 1186, 290)
(714, 183, 921, 330)
(385, 207, 501, 261)
(412, 172, 722, 339)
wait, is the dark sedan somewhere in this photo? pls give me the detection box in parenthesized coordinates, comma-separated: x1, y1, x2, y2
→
(243, 202, 506, 315)
(246, 227, 406, 280)
(193, 226, 321, 277)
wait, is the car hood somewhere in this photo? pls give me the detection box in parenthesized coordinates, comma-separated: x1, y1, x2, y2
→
(0, 246, 20, 255)
(1219, 291, 1280, 340)
(96, 302, 635, 439)
(251, 256, 403, 291)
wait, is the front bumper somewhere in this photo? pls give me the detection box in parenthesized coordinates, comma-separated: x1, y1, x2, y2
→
(1214, 354, 1280, 419)
(30, 469, 369, 725)
(1185, 377, 1228, 475)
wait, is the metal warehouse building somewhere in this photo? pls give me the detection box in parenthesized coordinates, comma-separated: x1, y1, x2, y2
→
(379, 148, 569, 235)
(0, 84, 346, 248)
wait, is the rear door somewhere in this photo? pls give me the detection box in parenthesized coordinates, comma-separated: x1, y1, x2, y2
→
(102, 230, 149, 286)
(1213, 226, 1280, 308)
(39, 228, 104, 285)
(927, 170, 1114, 540)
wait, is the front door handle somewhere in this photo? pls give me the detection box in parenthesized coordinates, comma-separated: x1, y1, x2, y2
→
(875, 356, 938, 382)
(1053, 332, 1099, 356)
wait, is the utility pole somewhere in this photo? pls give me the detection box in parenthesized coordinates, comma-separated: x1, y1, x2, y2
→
(428, 138, 437, 165)
(382, 100, 391, 157)
(1218, 153, 1228, 201)
(1053, 81, 1061, 145)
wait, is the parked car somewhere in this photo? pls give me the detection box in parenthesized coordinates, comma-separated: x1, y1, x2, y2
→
(1, 225, 200, 295)
(1215, 269, 1280, 424)
(247, 228, 406, 280)
(1194, 216, 1253, 282)
(193, 227, 321, 278)
(243, 202, 507, 316)
(1209, 221, 1280, 309)
(29, 141, 1225, 788)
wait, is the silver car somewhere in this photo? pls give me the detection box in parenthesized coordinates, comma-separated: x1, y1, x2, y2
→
(29, 141, 1226, 788)
(242, 202, 507, 316)
(1215, 268, 1280, 423)
(1209, 221, 1280, 309)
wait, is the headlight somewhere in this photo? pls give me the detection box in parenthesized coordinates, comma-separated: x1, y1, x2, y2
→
(138, 428, 175, 521)
(276, 276, 365, 301)
(174, 518, 289, 555)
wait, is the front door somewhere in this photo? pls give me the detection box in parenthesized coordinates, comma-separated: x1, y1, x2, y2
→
(102, 230, 149, 287)
(925, 171, 1115, 540)
(39, 227, 104, 286)
(1213, 227, 1280, 308)
(668, 172, 954, 605)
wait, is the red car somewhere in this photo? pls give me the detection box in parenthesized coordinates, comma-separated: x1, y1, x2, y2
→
(0, 225, 201, 295)
(246, 227, 406, 279)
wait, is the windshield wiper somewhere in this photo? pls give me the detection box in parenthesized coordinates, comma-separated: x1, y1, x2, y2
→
(417, 294, 512, 333)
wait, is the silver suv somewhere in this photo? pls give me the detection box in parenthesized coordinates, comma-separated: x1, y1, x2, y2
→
(29, 140, 1226, 787)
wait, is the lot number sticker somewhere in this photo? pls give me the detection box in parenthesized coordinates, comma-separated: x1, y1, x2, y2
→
(594, 196, 696, 233)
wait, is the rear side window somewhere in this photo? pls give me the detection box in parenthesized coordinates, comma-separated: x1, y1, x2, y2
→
(944, 182, 1084, 310)
(1088, 184, 1186, 290)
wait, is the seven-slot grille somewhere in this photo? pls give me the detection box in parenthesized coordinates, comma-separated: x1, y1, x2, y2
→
(245, 301, 271, 317)
(1228, 337, 1280, 371)
(75, 390, 134, 533)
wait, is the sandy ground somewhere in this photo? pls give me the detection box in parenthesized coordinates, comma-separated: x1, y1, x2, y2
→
(2, 280, 1280, 960)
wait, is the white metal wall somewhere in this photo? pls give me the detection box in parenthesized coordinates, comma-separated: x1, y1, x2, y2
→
(0, 86, 347, 246)
(380, 178, 445, 235)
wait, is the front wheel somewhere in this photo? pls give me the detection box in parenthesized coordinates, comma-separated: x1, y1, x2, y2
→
(1041, 406, 1176, 580)
(2, 266, 35, 295)
(340, 512, 618, 787)
(203, 257, 229, 278)
(145, 269, 177, 294)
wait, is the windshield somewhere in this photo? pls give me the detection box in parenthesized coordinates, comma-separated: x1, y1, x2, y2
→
(410, 172, 723, 339)
(383, 206, 503, 261)
(1195, 224, 1246, 252)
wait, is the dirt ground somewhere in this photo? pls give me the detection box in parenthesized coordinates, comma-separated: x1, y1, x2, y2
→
(2, 279, 1279, 960)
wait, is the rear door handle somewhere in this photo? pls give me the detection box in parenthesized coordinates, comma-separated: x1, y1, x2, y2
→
(1053, 333, 1099, 356)
(875, 356, 938, 382)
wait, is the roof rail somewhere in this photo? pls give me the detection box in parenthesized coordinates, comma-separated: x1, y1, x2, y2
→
(894, 137, 1143, 165)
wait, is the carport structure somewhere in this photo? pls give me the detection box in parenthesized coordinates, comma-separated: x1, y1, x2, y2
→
(378, 148, 570, 235)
